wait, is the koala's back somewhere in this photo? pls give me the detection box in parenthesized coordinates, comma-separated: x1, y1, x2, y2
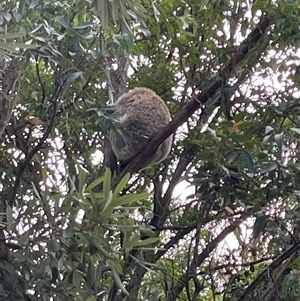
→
(110, 87, 172, 168)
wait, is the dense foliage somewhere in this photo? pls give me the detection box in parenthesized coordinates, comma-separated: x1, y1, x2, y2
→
(1, 0, 300, 300)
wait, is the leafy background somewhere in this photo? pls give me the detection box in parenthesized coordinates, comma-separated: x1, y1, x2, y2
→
(1, 0, 300, 300)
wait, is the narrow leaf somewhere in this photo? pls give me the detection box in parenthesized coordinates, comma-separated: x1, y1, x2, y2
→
(130, 237, 160, 247)
(56, 16, 70, 29)
(110, 192, 148, 208)
(87, 175, 105, 191)
(240, 151, 254, 170)
(111, 263, 129, 296)
(274, 132, 284, 150)
(48, 239, 61, 252)
(259, 162, 278, 174)
(113, 172, 130, 198)
(291, 127, 300, 135)
(103, 168, 112, 201)
(87, 262, 95, 286)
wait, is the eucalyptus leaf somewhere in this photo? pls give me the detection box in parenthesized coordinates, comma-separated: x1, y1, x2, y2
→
(130, 237, 160, 247)
(86, 262, 95, 286)
(291, 127, 300, 135)
(259, 162, 278, 174)
(56, 16, 70, 29)
(274, 132, 284, 150)
(111, 263, 129, 296)
(240, 151, 254, 170)
(265, 125, 274, 134)
(48, 239, 61, 253)
(113, 172, 131, 198)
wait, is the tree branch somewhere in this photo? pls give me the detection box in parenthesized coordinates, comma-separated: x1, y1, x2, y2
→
(166, 217, 245, 301)
(109, 13, 271, 301)
(151, 148, 194, 230)
(111, 14, 270, 187)
(9, 80, 66, 206)
(238, 239, 300, 301)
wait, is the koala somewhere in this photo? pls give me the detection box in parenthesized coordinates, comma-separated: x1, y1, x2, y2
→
(109, 87, 172, 169)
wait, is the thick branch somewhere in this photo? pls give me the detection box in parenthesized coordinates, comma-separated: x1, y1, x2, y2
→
(111, 14, 270, 188)
(109, 13, 271, 301)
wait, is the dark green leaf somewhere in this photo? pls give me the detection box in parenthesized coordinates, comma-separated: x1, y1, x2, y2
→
(56, 16, 70, 29)
(111, 263, 129, 296)
(87, 262, 95, 286)
(48, 239, 61, 253)
(259, 162, 278, 174)
(240, 151, 254, 170)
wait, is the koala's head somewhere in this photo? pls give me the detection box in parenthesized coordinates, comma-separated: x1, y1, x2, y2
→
(115, 88, 145, 110)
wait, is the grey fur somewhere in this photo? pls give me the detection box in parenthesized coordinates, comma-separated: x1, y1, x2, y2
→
(109, 87, 172, 169)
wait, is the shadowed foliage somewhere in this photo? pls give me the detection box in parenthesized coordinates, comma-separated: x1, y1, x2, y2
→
(1, 1, 300, 301)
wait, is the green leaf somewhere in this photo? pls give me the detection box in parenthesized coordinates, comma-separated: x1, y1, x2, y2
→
(111, 263, 129, 296)
(19, 231, 30, 245)
(91, 240, 115, 260)
(29, 0, 39, 9)
(227, 151, 238, 164)
(262, 134, 272, 145)
(51, 267, 58, 284)
(87, 262, 95, 286)
(233, 111, 247, 123)
(113, 33, 135, 50)
(259, 162, 278, 174)
(31, 182, 41, 200)
(253, 214, 269, 238)
(274, 132, 284, 150)
(73, 22, 94, 29)
(86, 175, 105, 191)
(291, 127, 300, 135)
(103, 168, 112, 200)
(99, 190, 113, 219)
(48, 239, 61, 253)
(139, 227, 157, 237)
(123, 234, 140, 249)
(0, 33, 25, 39)
(140, 28, 151, 36)
(152, 3, 161, 22)
(71, 269, 81, 287)
(130, 237, 159, 247)
(113, 172, 130, 198)
(63, 228, 74, 238)
(110, 192, 148, 208)
(56, 16, 70, 29)
(288, 162, 300, 171)
(240, 151, 254, 170)
(0, 42, 37, 53)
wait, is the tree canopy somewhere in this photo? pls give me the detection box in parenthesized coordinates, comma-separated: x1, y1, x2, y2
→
(1, 0, 300, 300)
